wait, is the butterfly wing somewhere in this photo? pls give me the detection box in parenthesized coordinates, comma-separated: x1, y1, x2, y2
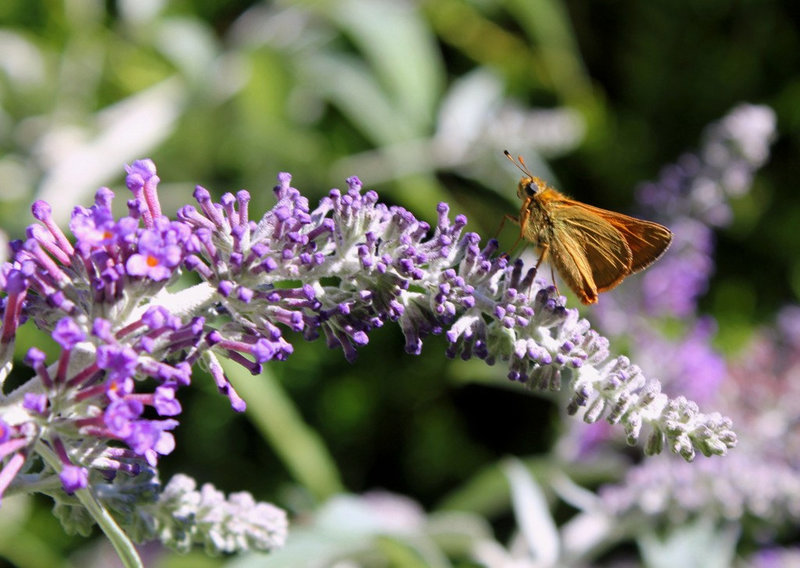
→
(548, 204, 633, 304)
(593, 209, 673, 272)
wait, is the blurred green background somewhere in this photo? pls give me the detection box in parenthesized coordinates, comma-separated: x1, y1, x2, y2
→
(0, 0, 798, 566)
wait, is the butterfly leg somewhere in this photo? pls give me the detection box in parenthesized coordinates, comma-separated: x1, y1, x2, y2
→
(530, 243, 560, 297)
(496, 213, 523, 258)
(494, 213, 518, 238)
(549, 266, 560, 297)
(533, 242, 548, 272)
(511, 204, 533, 257)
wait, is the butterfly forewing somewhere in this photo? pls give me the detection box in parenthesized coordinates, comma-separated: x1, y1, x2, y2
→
(594, 210, 673, 272)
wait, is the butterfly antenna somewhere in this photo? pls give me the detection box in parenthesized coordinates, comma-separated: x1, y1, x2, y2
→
(503, 150, 534, 177)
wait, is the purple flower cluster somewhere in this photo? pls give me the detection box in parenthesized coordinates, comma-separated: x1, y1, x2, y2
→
(0, 158, 738, 555)
(0, 162, 201, 498)
(0, 160, 277, 553)
(151, 474, 288, 553)
(599, 305, 800, 532)
(177, 170, 735, 460)
(600, 453, 800, 525)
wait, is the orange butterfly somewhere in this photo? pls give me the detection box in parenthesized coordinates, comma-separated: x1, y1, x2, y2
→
(502, 151, 672, 304)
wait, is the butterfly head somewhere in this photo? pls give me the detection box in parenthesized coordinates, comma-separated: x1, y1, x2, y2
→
(505, 150, 546, 203)
(517, 177, 546, 201)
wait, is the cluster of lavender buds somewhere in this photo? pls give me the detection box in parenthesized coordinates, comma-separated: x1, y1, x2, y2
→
(0, 158, 736, 559)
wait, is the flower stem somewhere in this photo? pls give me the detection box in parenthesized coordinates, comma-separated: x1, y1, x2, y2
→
(37, 442, 143, 568)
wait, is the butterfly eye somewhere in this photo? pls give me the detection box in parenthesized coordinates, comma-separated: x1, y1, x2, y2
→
(524, 181, 538, 197)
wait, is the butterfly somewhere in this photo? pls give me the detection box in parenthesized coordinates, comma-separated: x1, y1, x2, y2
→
(502, 150, 672, 304)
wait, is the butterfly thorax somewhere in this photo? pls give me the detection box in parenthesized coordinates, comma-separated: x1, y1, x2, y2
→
(516, 176, 562, 244)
